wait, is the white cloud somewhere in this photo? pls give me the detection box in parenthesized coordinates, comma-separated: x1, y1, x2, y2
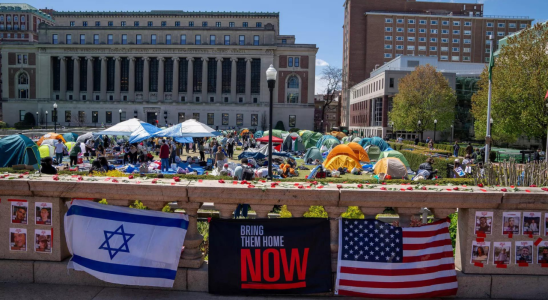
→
(316, 59, 329, 67)
(315, 75, 327, 94)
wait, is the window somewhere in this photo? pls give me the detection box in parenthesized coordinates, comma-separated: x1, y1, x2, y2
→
(498, 31, 505, 36)
(396, 27, 403, 32)
(498, 23, 505, 28)
(384, 53, 392, 58)
(6, 15, 10, 21)
(239, 35, 245, 45)
(396, 45, 403, 50)
(487, 22, 493, 27)
(70, 21, 75, 26)
(419, 20, 426, 25)
(148, 21, 153, 27)
(396, 36, 403, 41)
(509, 23, 516, 28)
(134, 21, 139, 26)
(52, 34, 58, 44)
(288, 57, 293, 67)
(407, 45, 415, 51)
(202, 21, 208, 27)
(430, 38, 437, 42)
(419, 37, 426, 42)
(453, 21, 460, 26)
(121, 21, 126, 26)
(161, 21, 166, 27)
(108, 21, 113, 27)
(463, 48, 471, 53)
(136, 34, 142, 44)
(464, 39, 471, 44)
(442, 21, 449, 26)
(384, 44, 392, 49)
(452, 56, 459, 61)
(385, 36, 392, 41)
(419, 28, 426, 33)
(242, 22, 248, 27)
(295, 57, 300, 67)
(253, 35, 259, 45)
(195, 35, 201, 45)
(175, 21, 180, 27)
(441, 55, 448, 60)
(95, 21, 100, 27)
(106, 111, 112, 123)
(453, 30, 460, 35)
(397, 19, 403, 24)
(189, 21, 194, 27)
(66, 34, 72, 44)
(256, 22, 262, 27)
(465, 21, 472, 26)
(408, 28, 415, 33)
(166, 34, 171, 45)
(107, 34, 113, 44)
(463, 56, 470, 61)
(452, 47, 459, 52)
(180, 34, 186, 44)
(195, 97, 200, 102)
(92, 111, 98, 123)
(431, 20, 438, 25)
(520, 24, 527, 29)
(210, 35, 215, 45)
(452, 38, 460, 43)
(19, 110, 26, 121)
(431, 29, 438, 34)
(385, 18, 392, 23)
(385, 27, 392, 32)
(238, 97, 243, 103)
(229, 22, 235, 27)
(286, 76, 299, 103)
(224, 35, 230, 45)
(149, 34, 156, 45)
(408, 37, 415, 42)
(80, 34, 85, 44)
(214, 22, 220, 27)
(408, 19, 415, 24)
(122, 34, 127, 44)
(464, 30, 471, 35)
(93, 34, 99, 44)
(207, 113, 214, 125)
(419, 46, 426, 51)
(430, 46, 437, 51)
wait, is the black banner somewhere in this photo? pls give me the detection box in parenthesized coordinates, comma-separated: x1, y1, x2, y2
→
(209, 218, 331, 295)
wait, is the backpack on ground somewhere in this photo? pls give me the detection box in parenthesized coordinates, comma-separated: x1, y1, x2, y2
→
(242, 165, 254, 180)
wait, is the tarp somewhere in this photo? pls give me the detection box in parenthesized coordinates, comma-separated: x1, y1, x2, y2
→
(256, 136, 283, 143)
(37, 132, 66, 146)
(76, 132, 100, 143)
(303, 147, 323, 163)
(39, 145, 54, 159)
(325, 144, 359, 163)
(128, 123, 163, 143)
(63, 133, 79, 142)
(331, 131, 347, 139)
(316, 135, 340, 149)
(153, 119, 221, 138)
(174, 137, 193, 144)
(347, 142, 370, 162)
(366, 145, 382, 161)
(302, 131, 322, 149)
(323, 155, 362, 171)
(0, 134, 40, 169)
(237, 144, 293, 160)
(373, 157, 407, 178)
(381, 150, 410, 167)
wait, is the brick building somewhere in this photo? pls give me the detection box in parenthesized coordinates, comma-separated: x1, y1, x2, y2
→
(313, 91, 340, 132)
(341, 0, 533, 128)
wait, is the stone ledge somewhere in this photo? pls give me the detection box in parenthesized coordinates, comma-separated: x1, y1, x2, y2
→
(0, 260, 34, 283)
(456, 270, 491, 299)
(187, 262, 208, 292)
(491, 274, 548, 299)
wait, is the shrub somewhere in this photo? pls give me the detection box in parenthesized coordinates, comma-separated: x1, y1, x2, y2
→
(449, 212, 458, 254)
(23, 112, 36, 126)
(14, 122, 32, 130)
(303, 206, 328, 218)
(0, 121, 7, 129)
(129, 200, 148, 210)
(341, 206, 365, 219)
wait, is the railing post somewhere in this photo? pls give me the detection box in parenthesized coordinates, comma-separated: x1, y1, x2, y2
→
(396, 207, 420, 227)
(215, 204, 237, 219)
(360, 207, 384, 219)
(288, 205, 311, 217)
(432, 208, 457, 221)
(324, 206, 347, 271)
(251, 205, 273, 218)
(177, 202, 204, 268)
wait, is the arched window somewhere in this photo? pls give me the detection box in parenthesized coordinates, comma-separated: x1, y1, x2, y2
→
(21, 16, 25, 22)
(13, 16, 18, 22)
(287, 76, 299, 88)
(17, 72, 29, 99)
(18, 73, 28, 84)
(286, 75, 300, 103)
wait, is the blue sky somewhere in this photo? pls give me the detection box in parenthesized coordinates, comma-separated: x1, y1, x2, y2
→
(32, 0, 548, 92)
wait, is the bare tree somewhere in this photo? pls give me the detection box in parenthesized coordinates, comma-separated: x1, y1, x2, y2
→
(320, 66, 342, 131)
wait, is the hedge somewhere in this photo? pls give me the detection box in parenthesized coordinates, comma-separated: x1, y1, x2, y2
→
(388, 143, 452, 178)
(392, 140, 496, 161)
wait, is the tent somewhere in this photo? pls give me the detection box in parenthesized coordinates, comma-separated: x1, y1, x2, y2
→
(0, 134, 40, 169)
(366, 145, 382, 161)
(323, 155, 362, 171)
(95, 118, 159, 137)
(316, 135, 340, 149)
(175, 137, 193, 144)
(373, 157, 407, 178)
(76, 132, 101, 143)
(254, 131, 263, 139)
(153, 119, 220, 138)
(238, 144, 293, 160)
(63, 133, 79, 142)
(303, 147, 323, 163)
(37, 133, 66, 146)
(40, 139, 61, 147)
(341, 136, 351, 144)
(347, 142, 370, 162)
(352, 137, 363, 144)
(240, 129, 250, 136)
(381, 150, 410, 168)
(331, 131, 347, 139)
(128, 123, 163, 143)
(325, 144, 359, 163)
(262, 130, 285, 139)
(359, 138, 371, 148)
(298, 130, 310, 136)
(39, 145, 54, 159)
(256, 136, 283, 144)
(301, 131, 322, 149)
(366, 137, 390, 151)
(65, 142, 76, 153)
(282, 132, 304, 152)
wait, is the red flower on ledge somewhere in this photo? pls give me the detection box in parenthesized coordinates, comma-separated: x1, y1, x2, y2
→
(453, 187, 459, 191)
(357, 184, 363, 189)
(52, 175, 59, 181)
(152, 179, 158, 184)
(501, 188, 508, 192)
(337, 185, 343, 189)
(128, 175, 134, 179)
(406, 186, 413, 191)
(478, 183, 484, 187)
(380, 187, 387, 191)
(173, 177, 181, 182)
(111, 179, 119, 183)
(218, 180, 225, 184)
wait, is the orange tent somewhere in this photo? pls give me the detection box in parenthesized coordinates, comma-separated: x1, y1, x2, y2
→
(324, 144, 359, 163)
(36, 133, 66, 146)
(347, 142, 370, 162)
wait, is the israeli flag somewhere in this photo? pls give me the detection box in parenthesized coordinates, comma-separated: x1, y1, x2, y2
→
(65, 200, 189, 287)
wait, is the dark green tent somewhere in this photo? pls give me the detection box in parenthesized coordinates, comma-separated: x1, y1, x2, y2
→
(0, 134, 40, 169)
(303, 147, 323, 163)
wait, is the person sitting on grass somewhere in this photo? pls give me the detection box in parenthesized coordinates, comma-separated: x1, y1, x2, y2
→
(40, 157, 57, 175)
(418, 158, 438, 179)
(99, 157, 110, 171)
(89, 160, 106, 174)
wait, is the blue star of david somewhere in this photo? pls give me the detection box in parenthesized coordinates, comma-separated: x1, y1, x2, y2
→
(99, 225, 135, 260)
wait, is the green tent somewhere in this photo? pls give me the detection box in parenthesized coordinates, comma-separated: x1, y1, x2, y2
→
(63, 133, 79, 142)
(316, 135, 340, 149)
(301, 131, 322, 149)
(341, 136, 351, 144)
(263, 129, 285, 138)
(381, 150, 410, 167)
(365, 145, 381, 162)
(303, 147, 323, 163)
(352, 137, 363, 144)
(0, 134, 40, 169)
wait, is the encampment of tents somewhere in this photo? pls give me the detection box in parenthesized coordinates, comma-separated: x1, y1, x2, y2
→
(0, 134, 40, 169)
(347, 142, 370, 162)
(323, 155, 362, 171)
(325, 144, 359, 163)
(301, 131, 322, 149)
(37, 133, 66, 146)
(373, 157, 407, 178)
(303, 147, 323, 163)
(367, 137, 390, 151)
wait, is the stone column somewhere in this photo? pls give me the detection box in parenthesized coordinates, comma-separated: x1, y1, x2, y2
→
(86, 57, 94, 101)
(201, 57, 208, 102)
(114, 57, 121, 101)
(397, 207, 421, 227)
(382, 94, 389, 128)
(324, 207, 348, 271)
(59, 56, 67, 100)
(72, 56, 80, 100)
(245, 58, 252, 103)
(251, 205, 273, 219)
(186, 57, 194, 102)
(216, 58, 223, 102)
(157, 57, 165, 101)
(289, 206, 311, 217)
(216, 204, 236, 219)
(142, 57, 150, 101)
(230, 58, 237, 102)
(172, 57, 179, 102)
(177, 203, 205, 268)
(100, 56, 107, 101)
(128, 57, 135, 101)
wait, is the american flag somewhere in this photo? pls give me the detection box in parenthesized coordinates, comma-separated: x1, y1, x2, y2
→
(335, 218, 457, 299)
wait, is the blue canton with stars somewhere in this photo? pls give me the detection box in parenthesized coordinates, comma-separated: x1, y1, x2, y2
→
(341, 219, 403, 263)
(99, 225, 135, 260)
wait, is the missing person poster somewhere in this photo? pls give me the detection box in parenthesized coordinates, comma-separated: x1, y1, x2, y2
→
(522, 212, 541, 236)
(545, 213, 548, 236)
(502, 212, 520, 235)
(493, 242, 511, 265)
(471, 241, 490, 264)
(515, 241, 533, 264)
(538, 241, 548, 264)
(34, 229, 52, 253)
(208, 218, 331, 295)
(475, 211, 493, 235)
(11, 200, 28, 224)
(35, 202, 53, 226)
(10, 228, 27, 251)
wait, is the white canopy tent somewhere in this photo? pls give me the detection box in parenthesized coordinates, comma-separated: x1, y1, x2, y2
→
(153, 119, 221, 138)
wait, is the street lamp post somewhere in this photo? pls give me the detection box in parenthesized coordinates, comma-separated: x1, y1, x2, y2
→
(94, 113, 97, 128)
(485, 35, 495, 164)
(155, 112, 158, 127)
(164, 111, 168, 127)
(119, 109, 122, 123)
(45, 111, 48, 129)
(266, 64, 278, 180)
(417, 120, 422, 142)
(36, 112, 39, 127)
(434, 119, 438, 143)
(53, 103, 58, 133)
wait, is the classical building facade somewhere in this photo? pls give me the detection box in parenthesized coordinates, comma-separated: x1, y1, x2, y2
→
(340, 0, 533, 128)
(1, 8, 317, 129)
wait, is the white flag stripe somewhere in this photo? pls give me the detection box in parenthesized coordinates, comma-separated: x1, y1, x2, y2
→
(338, 281, 458, 295)
(339, 256, 456, 270)
(403, 245, 454, 257)
(403, 233, 450, 244)
(338, 269, 457, 283)
(402, 222, 449, 232)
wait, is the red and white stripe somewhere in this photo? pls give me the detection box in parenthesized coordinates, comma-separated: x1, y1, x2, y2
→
(335, 219, 458, 299)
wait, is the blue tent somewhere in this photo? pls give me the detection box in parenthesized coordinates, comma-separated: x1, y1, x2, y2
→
(174, 137, 193, 144)
(128, 123, 163, 143)
(368, 137, 390, 151)
(63, 132, 79, 142)
(316, 135, 340, 149)
(0, 134, 40, 169)
(154, 119, 220, 138)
